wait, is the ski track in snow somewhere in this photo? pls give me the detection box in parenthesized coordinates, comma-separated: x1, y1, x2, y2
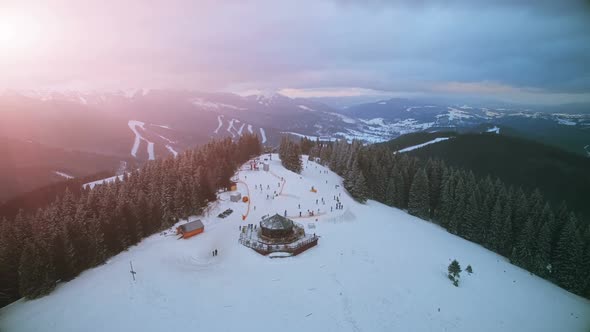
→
(247, 124, 253, 134)
(166, 145, 178, 157)
(214, 115, 224, 134)
(54, 171, 74, 179)
(227, 119, 237, 138)
(259, 127, 267, 143)
(128, 120, 155, 160)
(396, 137, 450, 153)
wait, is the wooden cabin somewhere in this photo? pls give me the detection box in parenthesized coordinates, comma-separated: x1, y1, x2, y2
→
(177, 220, 204, 239)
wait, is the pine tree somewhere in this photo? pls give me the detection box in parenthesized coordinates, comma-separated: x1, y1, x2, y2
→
(408, 168, 430, 219)
(553, 214, 583, 291)
(533, 222, 552, 278)
(448, 260, 462, 287)
(18, 241, 56, 299)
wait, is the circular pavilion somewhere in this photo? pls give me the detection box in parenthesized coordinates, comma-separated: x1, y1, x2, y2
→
(260, 214, 295, 240)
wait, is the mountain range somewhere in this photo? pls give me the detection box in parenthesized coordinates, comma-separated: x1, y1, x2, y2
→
(1, 89, 588, 201)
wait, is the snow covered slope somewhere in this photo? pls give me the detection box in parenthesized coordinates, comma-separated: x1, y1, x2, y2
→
(1, 155, 589, 332)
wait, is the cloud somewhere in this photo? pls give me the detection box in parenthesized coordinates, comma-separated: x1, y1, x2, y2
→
(0, 0, 589, 104)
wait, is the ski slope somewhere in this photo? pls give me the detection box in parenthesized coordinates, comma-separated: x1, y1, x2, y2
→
(128, 120, 155, 160)
(2, 155, 589, 332)
(396, 137, 450, 153)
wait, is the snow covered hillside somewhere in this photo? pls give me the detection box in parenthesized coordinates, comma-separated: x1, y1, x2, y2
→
(1, 155, 589, 332)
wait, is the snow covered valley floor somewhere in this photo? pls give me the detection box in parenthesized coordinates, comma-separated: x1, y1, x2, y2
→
(1, 155, 589, 332)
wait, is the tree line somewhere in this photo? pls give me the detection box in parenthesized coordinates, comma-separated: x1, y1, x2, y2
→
(0, 134, 261, 306)
(308, 138, 590, 299)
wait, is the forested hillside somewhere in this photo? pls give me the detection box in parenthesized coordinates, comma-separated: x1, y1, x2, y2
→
(308, 139, 590, 299)
(0, 134, 261, 307)
(399, 133, 590, 217)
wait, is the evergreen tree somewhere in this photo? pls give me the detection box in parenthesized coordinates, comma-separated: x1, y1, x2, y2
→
(553, 214, 583, 291)
(18, 241, 56, 299)
(448, 260, 462, 287)
(408, 168, 430, 219)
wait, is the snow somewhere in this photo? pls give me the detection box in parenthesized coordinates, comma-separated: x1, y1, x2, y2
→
(83, 174, 125, 189)
(377, 101, 387, 105)
(259, 127, 267, 144)
(191, 98, 247, 111)
(78, 96, 87, 105)
(227, 119, 237, 138)
(298, 105, 317, 112)
(214, 115, 224, 134)
(247, 124, 254, 134)
(157, 134, 175, 144)
(486, 126, 501, 134)
(237, 123, 245, 136)
(128, 120, 155, 160)
(2, 155, 589, 332)
(152, 124, 172, 130)
(166, 145, 178, 157)
(446, 107, 473, 121)
(396, 137, 450, 153)
(459, 105, 473, 109)
(556, 118, 576, 126)
(128, 120, 145, 157)
(281, 132, 337, 142)
(54, 171, 74, 179)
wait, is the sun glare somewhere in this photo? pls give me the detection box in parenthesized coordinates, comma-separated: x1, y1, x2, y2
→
(0, 13, 41, 54)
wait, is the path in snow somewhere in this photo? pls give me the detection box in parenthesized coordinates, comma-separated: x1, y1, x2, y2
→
(259, 127, 267, 143)
(128, 120, 156, 160)
(396, 137, 450, 153)
(214, 115, 224, 134)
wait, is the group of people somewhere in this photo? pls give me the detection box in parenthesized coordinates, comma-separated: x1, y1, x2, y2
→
(211, 249, 218, 257)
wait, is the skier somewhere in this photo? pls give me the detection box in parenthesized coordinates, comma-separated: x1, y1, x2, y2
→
(284, 210, 287, 217)
(299, 211, 302, 217)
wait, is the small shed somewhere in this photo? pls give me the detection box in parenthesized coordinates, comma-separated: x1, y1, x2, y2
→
(263, 163, 270, 172)
(230, 192, 242, 202)
(177, 220, 204, 239)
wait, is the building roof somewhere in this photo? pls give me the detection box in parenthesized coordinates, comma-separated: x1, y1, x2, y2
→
(179, 220, 204, 233)
(260, 214, 294, 230)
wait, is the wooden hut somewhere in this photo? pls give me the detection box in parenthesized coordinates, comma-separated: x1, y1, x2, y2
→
(176, 220, 204, 239)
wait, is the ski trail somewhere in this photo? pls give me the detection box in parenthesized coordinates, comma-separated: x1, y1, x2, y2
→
(214, 115, 224, 134)
(247, 124, 253, 134)
(128, 120, 145, 157)
(54, 171, 74, 179)
(259, 127, 267, 144)
(166, 145, 178, 157)
(227, 119, 237, 138)
(237, 123, 245, 136)
(157, 134, 175, 144)
(146, 142, 155, 160)
(128, 120, 156, 160)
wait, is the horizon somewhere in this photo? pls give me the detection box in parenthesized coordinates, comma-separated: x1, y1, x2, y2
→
(1, 0, 589, 105)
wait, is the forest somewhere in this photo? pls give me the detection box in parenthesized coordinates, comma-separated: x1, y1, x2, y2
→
(305, 137, 590, 299)
(0, 134, 261, 307)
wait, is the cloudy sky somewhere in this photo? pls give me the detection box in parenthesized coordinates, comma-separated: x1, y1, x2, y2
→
(1, 0, 589, 104)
